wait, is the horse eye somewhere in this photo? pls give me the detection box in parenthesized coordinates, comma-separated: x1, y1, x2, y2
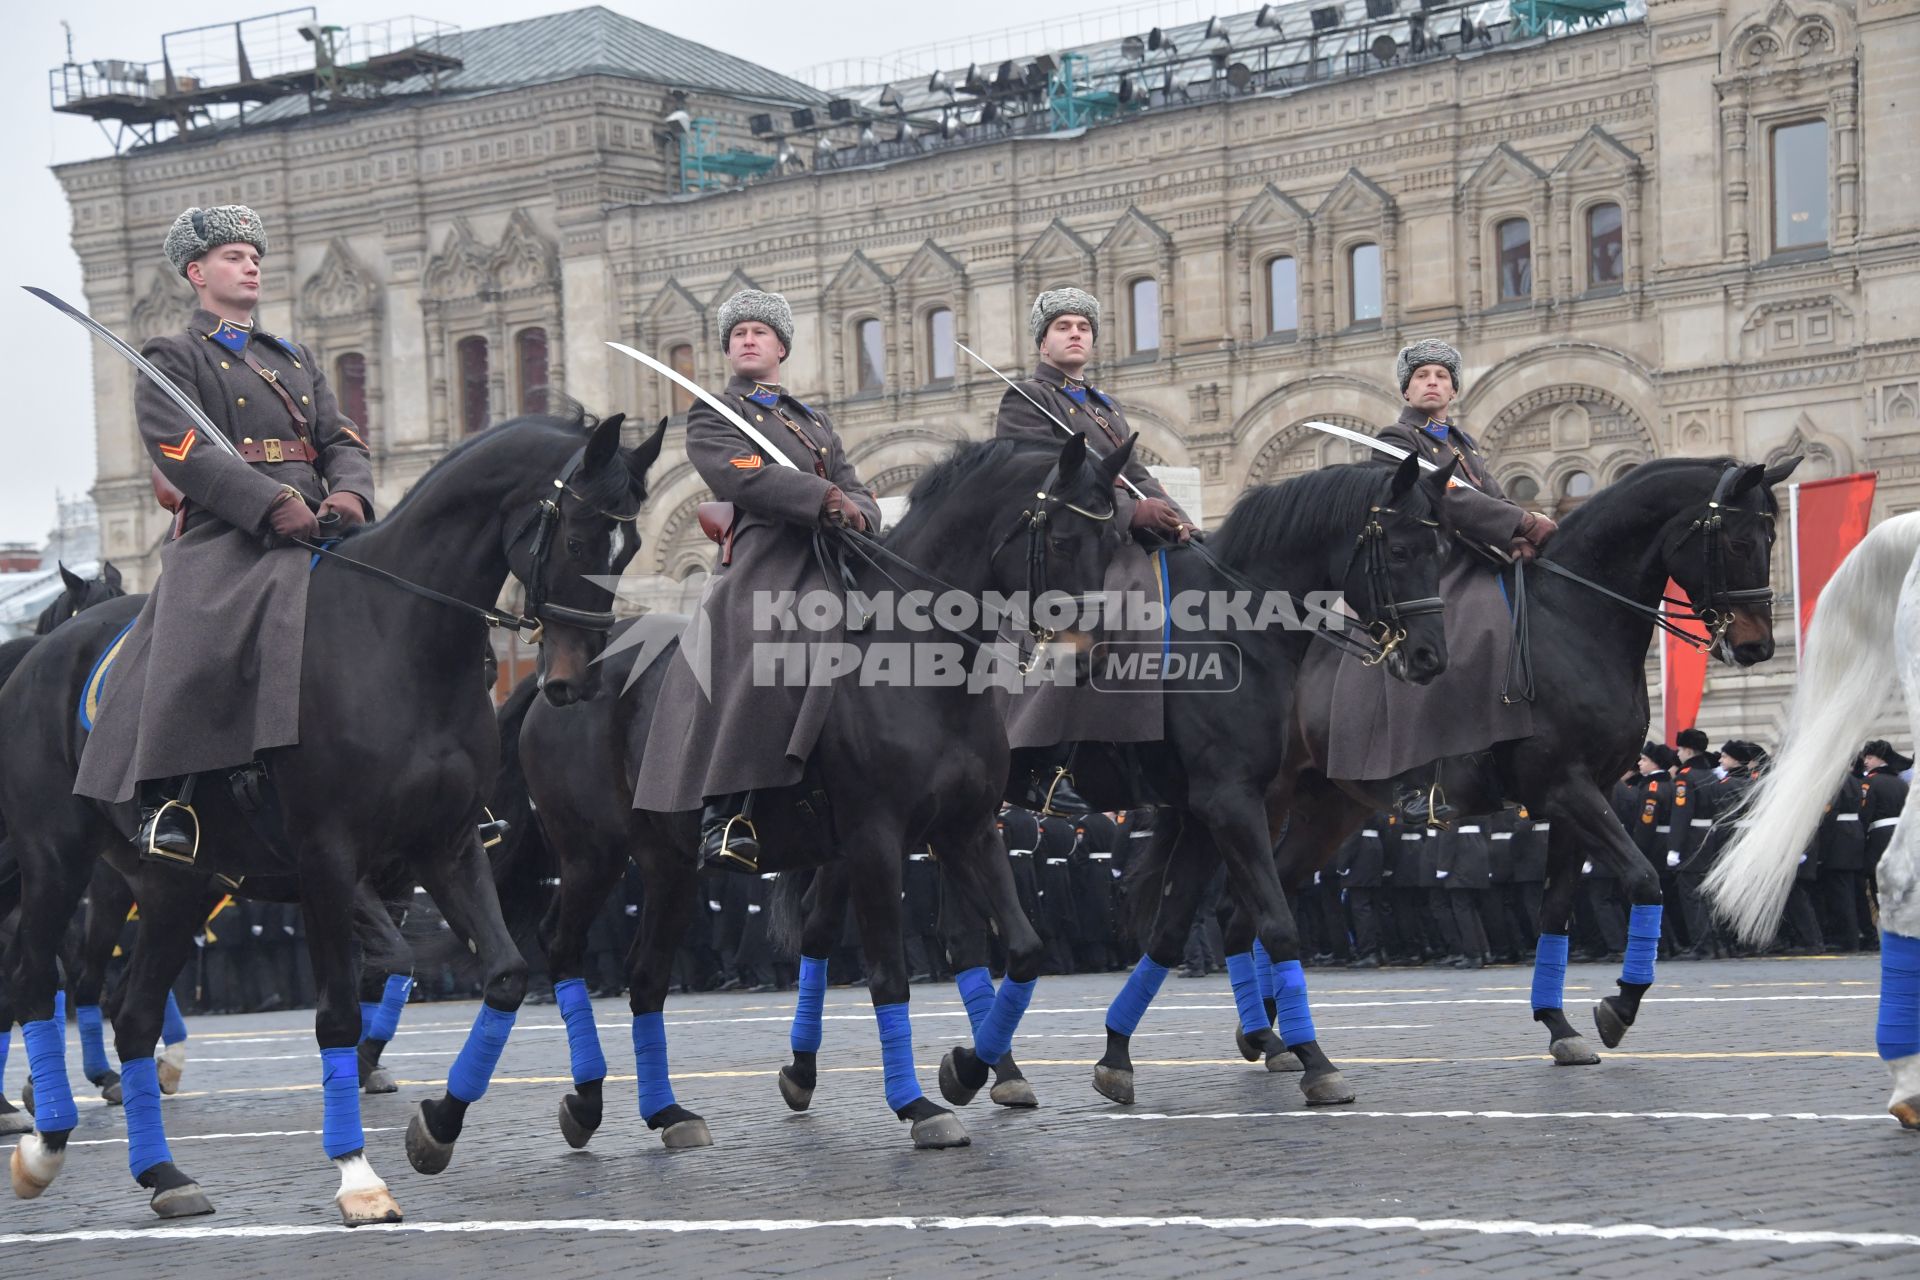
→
(566, 537, 585, 556)
(1390, 543, 1410, 564)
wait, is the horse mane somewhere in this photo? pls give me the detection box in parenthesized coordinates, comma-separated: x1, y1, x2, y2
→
(887, 437, 1067, 542)
(1208, 463, 1398, 570)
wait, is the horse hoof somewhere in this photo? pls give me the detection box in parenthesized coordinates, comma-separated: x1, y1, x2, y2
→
(20, 1080, 32, 1115)
(1266, 1047, 1304, 1074)
(1550, 1036, 1601, 1066)
(937, 1049, 984, 1108)
(989, 1076, 1039, 1109)
(1592, 1000, 1630, 1050)
(10, 1134, 64, 1199)
(156, 1056, 184, 1096)
(1890, 1097, 1920, 1130)
(338, 1185, 404, 1227)
(1234, 1027, 1261, 1063)
(778, 1067, 814, 1113)
(102, 1081, 124, 1106)
(363, 1068, 397, 1096)
(559, 1097, 599, 1150)
(1300, 1070, 1356, 1106)
(909, 1110, 970, 1149)
(660, 1117, 713, 1150)
(151, 1182, 215, 1219)
(0, 1106, 31, 1137)
(404, 1105, 455, 1176)
(1092, 1064, 1135, 1106)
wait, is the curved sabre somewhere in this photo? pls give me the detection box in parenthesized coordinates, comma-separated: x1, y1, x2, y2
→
(953, 339, 1147, 501)
(605, 340, 798, 470)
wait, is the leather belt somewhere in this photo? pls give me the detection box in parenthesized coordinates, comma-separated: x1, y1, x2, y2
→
(1456, 825, 1482, 833)
(1690, 818, 1713, 828)
(238, 437, 316, 464)
(1045, 857, 1069, 866)
(1835, 813, 1859, 822)
(1871, 817, 1900, 830)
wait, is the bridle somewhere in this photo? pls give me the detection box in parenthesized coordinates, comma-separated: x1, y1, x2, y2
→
(300, 445, 640, 644)
(1343, 501, 1445, 667)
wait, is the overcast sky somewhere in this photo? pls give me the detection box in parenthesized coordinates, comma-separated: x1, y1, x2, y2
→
(0, 0, 1166, 545)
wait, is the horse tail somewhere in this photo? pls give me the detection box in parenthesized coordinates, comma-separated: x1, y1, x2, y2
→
(1706, 511, 1920, 943)
(766, 868, 816, 958)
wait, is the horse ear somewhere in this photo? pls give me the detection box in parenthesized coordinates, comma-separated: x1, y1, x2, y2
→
(1388, 451, 1422, 502)
(1762, 455, 1803, 488)
(1096, 431, 1138, 488)
(1056, 431, 1090, 483)
(58, 562, 85, 595)
(102, 561, 123, 590)
(1424, 455, 1458, 496)
(583, 413, 625, 472)
(1726, 462, 1767, 498)
(627, 417, 667, 487)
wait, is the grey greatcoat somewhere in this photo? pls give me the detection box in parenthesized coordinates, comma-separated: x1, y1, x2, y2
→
(1301, 405, 1533, 781)
(993, 362, 1188, 749)
(74, 309, 374, 804)
(632, 376, 881, 813)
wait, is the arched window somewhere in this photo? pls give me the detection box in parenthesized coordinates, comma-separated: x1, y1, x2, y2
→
(666, 343, 696, 415)
(1265, 256, 1298, 335)
(457, 336, 490, 435)
(1496, 219, 1532, 301)
(926, 307, 955, 382)
(1586, 203, 1623, 288)
(1348, 243, 1381, 324)
(1771, 119, 1829, 252)
(1556, 468, 1595, 517)
(515, 327, 549, 416)
(855, 318, 885, 391)
(1507, 475, 1541, 503)
(333, 352, 369, 444)
(1128, 277, 1160, 354)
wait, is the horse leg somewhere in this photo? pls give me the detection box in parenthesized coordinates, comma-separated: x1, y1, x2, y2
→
(1094, 813, 1213, 1106)
(780, 864, 852, 1113)
(626, 835, 711, 1149)
(0, 938, 30, 1136)
(937, 818, 1044, 1110)
(108, 876, 213, 1218)
(1528, 814, 1601, 1065)
(1873, 835, 1920, 1125)
(1221, 902, 1288, 1068)
(157, 985, 189, 1094)
(405, 833, 530, 1176)
(8, 837, 92, 1201)
(354, 885, 413, 1095)
(538, 840, 623, 1148)
(843, 837, 966, 1148)
(1562, 786, 1667, 1050)
(73, 863, 133, 1102)
(943, 877, 1038, 1109)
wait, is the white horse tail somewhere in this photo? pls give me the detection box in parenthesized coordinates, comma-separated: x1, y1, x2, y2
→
(1706, 511, 1920, 943)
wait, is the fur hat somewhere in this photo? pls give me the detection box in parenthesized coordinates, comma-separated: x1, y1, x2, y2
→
(1396, 338, 1462, 393)
(716, 289, 793, 359)
(163, 205, 268, 278)
(1640, 741, 1679, 771)
(1675, 727, 1710, 753)
(1719, 740, 1762, 765)
(1030, 287, 1100, 346)
(1862, 739, 1915, 771)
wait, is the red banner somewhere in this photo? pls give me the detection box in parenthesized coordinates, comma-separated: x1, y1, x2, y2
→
(1792, 473, 1877, 652)
(1661, 580, 1711, 746)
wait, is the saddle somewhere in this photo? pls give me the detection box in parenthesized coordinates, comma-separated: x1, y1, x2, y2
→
(697, 500, 737, 566)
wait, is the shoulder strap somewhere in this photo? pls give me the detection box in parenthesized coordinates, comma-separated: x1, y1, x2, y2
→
(239, 344, 311, 442)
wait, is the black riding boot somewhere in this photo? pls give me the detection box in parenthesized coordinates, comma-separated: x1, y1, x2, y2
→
(698, 792, 760, 872)
(1021, 745, 1090, 818)
(137, 776, 200, 865)
(1391, 765, 1456, 828)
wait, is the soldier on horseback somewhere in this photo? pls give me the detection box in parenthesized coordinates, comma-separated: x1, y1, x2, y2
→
(630, 289, 881, 869)
(72, 205, 374, 862)
(1316, 339, 1557, 824)
(994, 287, 1193, 813)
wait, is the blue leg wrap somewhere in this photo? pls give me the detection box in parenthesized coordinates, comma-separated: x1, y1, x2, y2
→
(1623, 904, 1662, 986)
(1253, 940, 1275, 1006)
(954, 966, 995, 1038)
(119, 1057, 172, 1178)
(368, 974, 413, 1043)
(0, 1025, 10, 1084)
(631, 1011, 676, 1119)
(161, 991, 187, 1046)
(553, 978, 607, 1086)
(874, 1002, 923, 1111)
(54, 990, 65, 1024)
(444, 1003, 516, 1104)
(1105, 956, 1170, 1035)
(77, 1004, 109, 1081)
(22, 1018, 77, 1131)
(358, 1003, 379, 1040)
(1878, 930, 1920, 1062)
(791, 955, 829, 1055)
(1533, 934, 1571, 1012)
(975, 978, 1035, 1066)
(1273, 960, 1317, 1047)
(1226, 952, 1267, 1035)
(320, 1045, 363, 1159)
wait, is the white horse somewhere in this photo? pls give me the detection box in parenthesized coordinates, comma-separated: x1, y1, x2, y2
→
(1706, 510, 1920, 1128)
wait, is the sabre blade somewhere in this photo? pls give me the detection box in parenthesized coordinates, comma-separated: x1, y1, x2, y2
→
(1304, 420, 1467, 492)
(953, 340, 1147, 501)
(605, 341, 799, 471)
(24, 285, 244, 460)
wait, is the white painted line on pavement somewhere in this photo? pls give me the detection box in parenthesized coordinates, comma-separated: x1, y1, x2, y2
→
(2, 1213, 1915, 1250)
(1089, 1109, 1899, 1125)
(69, 1127, 402, 1148)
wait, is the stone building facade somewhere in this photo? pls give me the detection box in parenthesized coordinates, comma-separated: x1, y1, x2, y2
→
(54, 0, 1920, 734)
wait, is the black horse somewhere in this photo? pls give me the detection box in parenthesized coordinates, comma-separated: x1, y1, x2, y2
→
(1137, 456, 1799, 1076)
(34, 562, 125, 636)
(1, 410, 662, 1224)
(517, 432, 1133, 1152)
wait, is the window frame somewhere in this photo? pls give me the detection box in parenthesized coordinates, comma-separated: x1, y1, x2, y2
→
(456, 334, 490, 436)
(1345, 241, 1383, 329)
(1263, 254, 1299, 339)
(1768, 117, 1831, 256)
(853, 315, 886, 394)
(1127, 275, 1161, 357)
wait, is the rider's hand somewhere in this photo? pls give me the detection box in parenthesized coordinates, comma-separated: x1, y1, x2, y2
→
(1517, 510, 1557, 548)
(317, 491, 369, 528)
(1130, 496, 1186, 540)
(266, 489, 320, 541)
(1507, 536, 1539, 562)
(821, 485, 869, 533)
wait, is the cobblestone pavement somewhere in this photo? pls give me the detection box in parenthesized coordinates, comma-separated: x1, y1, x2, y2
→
(3, 955, 1915, 1277)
